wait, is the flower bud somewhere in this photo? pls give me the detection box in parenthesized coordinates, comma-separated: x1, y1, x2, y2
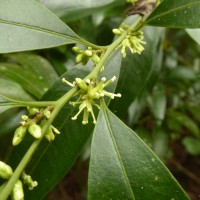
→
(112, 28, 122, 35)
(76, 53, 84, 63)
(84, 50, 93, 57)
(45, 128, 55, 141)
(72, 46, 81, 53)
(75, 78, 88, 90)
(27, 107, 39, 116)
(12, 180, 24, 200)
(0, 161, 13, 179)
(28, 124, 42, 139)
(22, 172, 38, 190)
(12, 126, 27, 146)
(44, 110, 51, 119)
(92, 54, 100, 65)
(21, 115, 29, 121)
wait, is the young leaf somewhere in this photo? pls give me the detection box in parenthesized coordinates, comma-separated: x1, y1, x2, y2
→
(146, 0, 200, 28)
(0, 0, 87, 53)
(88, 108, 190, 200)
(8, 50, 122, 200)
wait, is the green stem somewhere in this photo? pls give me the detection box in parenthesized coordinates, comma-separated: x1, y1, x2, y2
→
(0, 15, 143, 200)
(0, 87, 78, 200)
(87, 15, 143, 78)
(0, 101, 56, 108)
(79, 39, 107, 50)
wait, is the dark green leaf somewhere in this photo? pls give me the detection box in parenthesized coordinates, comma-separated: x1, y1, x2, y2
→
(182, 137, 200, 155)
(0, 54, 58, 98)
(167, 110, 200, 137)
(8, 50, 122, 200)
(146, 0, 200, 28)
(0, 0, 85, 53)
(110, 24, 164, 118)
(189, 106, 200, 122)
(88, 108, 190, 200)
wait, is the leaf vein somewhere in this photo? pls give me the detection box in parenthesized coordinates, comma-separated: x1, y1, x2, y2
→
(103, 107, 136, 200)
(0, 18, 81, 43)
(146, 1, 200, 24)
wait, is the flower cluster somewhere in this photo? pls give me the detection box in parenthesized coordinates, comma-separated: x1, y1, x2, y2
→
(0, 161, 37, 199)
(72, 46, 103, 66)
(113, 25, 146, 57)
(12, 106, 60, 145)
(62, 76, 121, 124)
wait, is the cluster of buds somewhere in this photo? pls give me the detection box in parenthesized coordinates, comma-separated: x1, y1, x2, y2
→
(113, 24, 146, 57)
(0, 161, 37, 200)
(12, 106, 60, 145)
(12, 173, 38, 200)
(62, 76, 121, 124)
(72, 46, 102, 66)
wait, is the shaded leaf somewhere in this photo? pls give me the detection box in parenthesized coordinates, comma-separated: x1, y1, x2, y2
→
(0, 0, 85, 53)
(167, 110, 200, 137)
(0, 54, 58, 98)
(149, 84, 167, 122)
(182, 137, 200, 156)
(88, 108, 190, 200)
(189, 106, 200, 122)
(0, 78, 33, 102)
(146, 0, 200, 28)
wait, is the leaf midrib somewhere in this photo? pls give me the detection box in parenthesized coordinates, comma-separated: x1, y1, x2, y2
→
(0, 18, 81, 43)
(103, 107, 136, 200)
(146, 1, 200, 24)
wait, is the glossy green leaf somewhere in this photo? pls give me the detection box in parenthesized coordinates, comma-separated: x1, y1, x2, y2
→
(0, 0, 85, 53)
(186, 29, 200, 45)
(110, 24, 164, 118)
(88, 108, 190, 200)
(8, 50, 122, 199)
(38, 0, 125, 21)
(0, 54, 58, 98)
(146, 0, 200, 28)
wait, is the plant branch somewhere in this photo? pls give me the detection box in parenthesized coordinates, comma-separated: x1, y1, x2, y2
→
(0, 15, 143, 200)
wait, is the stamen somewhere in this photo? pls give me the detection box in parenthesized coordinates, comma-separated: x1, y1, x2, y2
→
(62, 78, 75, 87)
